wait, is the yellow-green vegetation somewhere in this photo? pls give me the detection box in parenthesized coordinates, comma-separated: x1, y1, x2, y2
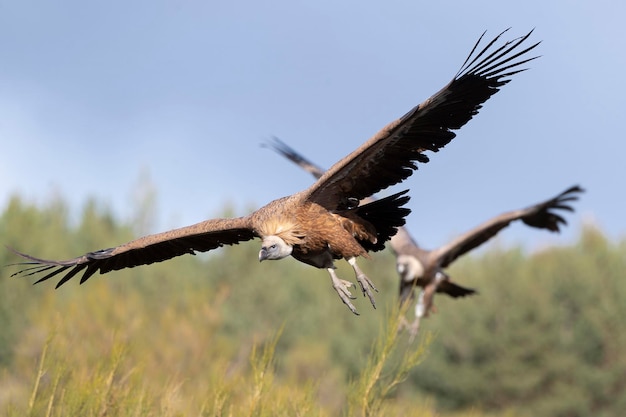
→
(1, 194, 624, 416)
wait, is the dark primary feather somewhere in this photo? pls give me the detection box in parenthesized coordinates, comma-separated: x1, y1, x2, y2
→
(520, 185, 582, 231)
(303, 29, 540, 209)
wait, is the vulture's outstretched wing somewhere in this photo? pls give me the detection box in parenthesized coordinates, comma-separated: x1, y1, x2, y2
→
(433, 185, 584, 268)
(302, 29, 540, 209)
(10, 217, 256, 288)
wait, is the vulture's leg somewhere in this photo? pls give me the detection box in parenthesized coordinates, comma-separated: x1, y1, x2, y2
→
(347, 257, 378, 309)
(408, 289, 426, 342)
(327, 268, 359, 315)
(414, 289, 426, 318)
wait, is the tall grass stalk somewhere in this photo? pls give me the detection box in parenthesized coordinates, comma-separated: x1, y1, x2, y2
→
(27, 336, 51, 416)
(44, 364, 63, 417)
(348, 304, 431, 417)
(247, 325, 283, 417)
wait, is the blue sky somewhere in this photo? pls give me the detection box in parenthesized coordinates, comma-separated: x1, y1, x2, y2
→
(1, 1, 623, 253)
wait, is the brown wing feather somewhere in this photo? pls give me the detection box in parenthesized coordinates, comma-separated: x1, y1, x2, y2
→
(10, 216, 256, 288)
(434, 185, 584, 268)
(301, 29, 540, 209)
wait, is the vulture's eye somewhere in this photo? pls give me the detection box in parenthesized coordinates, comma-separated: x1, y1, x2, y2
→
(270, 244, 277, 250)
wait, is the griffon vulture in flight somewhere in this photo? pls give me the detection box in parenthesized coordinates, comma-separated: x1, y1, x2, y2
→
(10, 29, 539, 315)
(263, 137, 582, 333)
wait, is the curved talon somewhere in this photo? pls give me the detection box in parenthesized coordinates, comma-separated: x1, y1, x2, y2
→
(348, 257, 378, 309)
(339, 278, 356, 296)
(334, 280, 356, 300)
(356, 273, 378, 309)
(328, 268, 359, 315)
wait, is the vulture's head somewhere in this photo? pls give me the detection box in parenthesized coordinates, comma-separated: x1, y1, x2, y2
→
(259, 235, 293, 262)
(396, 254, 425, 282)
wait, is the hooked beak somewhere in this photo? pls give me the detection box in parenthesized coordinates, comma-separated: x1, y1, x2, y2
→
(258, 248, 267, 262)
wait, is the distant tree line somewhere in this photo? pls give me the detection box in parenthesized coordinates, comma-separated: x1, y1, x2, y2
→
(1, 195, 624, 416)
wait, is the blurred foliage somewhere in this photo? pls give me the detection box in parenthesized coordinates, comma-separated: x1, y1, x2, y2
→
(412, 229, 626, 417)
(0, 194, 624, 416)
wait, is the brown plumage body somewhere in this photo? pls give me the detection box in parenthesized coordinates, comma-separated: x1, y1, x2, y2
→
(9, 29, 540, 314)
(252, 194, 382, 268)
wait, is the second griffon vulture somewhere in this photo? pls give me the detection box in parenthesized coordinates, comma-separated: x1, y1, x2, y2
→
(264, 137, 582, 333)
(10, 29, 539, 315)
